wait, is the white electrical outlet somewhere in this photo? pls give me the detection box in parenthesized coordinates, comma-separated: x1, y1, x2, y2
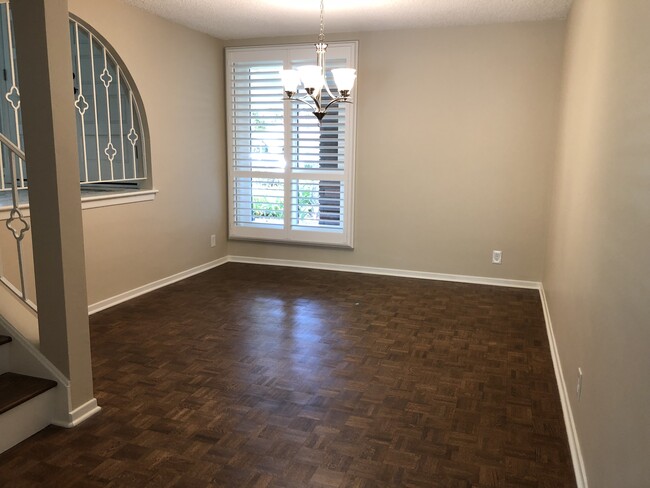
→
(577, 368, 583, 400)
(492, 250, 503, 264)
(210, 234, 216, 248)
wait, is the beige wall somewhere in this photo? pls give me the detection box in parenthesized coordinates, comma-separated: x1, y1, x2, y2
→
(543, 0, 650, 486)
(67, 0, 228, 305)
(226, 21, 565, 282)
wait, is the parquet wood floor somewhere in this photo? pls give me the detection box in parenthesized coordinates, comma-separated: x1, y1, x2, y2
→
(0, 263, 577, 487)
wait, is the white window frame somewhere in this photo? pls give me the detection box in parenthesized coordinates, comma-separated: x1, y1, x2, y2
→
(226, 43, 357, 248)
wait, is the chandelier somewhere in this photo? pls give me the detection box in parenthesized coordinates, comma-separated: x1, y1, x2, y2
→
(280, 0, 357, 123)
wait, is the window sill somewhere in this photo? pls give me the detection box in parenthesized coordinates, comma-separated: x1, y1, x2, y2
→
(80, 189, 158, 210)
(0, 189, 158, 220)
(229, 234, 354, 250)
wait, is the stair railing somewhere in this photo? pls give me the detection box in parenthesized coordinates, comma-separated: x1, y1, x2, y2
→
(0, 132, 35, 311)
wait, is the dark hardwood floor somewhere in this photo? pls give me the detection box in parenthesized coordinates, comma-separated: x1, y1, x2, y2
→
(0, 263, 577, 487)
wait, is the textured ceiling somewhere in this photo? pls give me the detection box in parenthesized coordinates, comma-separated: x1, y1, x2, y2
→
(121, 0, 574, 40)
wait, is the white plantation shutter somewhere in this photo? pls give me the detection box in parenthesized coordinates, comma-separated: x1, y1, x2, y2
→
(226, 43, 357, 247)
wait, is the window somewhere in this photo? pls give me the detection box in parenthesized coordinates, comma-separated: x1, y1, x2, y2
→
(0, 5, 150, 199)
(226, 43, 357, 247)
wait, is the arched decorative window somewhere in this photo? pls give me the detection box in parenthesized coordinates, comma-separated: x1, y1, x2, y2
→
(0, 5, 150, 194)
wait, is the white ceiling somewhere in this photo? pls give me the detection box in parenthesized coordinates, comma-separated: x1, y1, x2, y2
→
(121, 0, 574, 40)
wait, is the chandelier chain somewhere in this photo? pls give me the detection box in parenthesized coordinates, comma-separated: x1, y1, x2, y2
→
(319, 0, 325, 42)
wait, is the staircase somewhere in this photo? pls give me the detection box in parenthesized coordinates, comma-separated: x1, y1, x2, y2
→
(0, 333, 58, 454)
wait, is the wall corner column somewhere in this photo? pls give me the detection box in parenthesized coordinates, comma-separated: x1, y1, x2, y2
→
(11, 0, 94, 409)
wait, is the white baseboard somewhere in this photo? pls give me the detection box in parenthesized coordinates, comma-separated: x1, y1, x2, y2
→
(52, 398, 101, 428)
(228, 255, 541, 289)
(88, 256, 229, 315)
(89, 255, 541, 315)
(539, 286, 588, 488)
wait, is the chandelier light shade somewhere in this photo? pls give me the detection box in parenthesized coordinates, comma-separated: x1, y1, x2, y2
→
(280, 69, 301, 95)
(297, 65, 324, 94)
(331, 68, 356, 96)
(281, 0, 357, 122)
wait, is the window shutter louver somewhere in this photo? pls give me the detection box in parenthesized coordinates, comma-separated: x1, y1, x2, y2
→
(226, 44, 356, 247)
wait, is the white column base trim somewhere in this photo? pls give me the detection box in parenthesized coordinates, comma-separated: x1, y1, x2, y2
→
(88, 257, 229, 315)
(52, 398, 101, 428)
(228, 255, 541, 289)
(539, 285, 588, 488)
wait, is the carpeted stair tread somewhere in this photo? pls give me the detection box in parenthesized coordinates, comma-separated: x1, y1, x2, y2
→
(0, 372, 56, 415)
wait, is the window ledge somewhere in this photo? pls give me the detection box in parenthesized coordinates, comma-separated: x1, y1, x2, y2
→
(80, 189, 158, 210)
(0, 189, 158, 220)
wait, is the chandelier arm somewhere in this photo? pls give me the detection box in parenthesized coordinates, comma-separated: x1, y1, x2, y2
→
(288, 94, 321, 114)
(322, 96, 350, 113)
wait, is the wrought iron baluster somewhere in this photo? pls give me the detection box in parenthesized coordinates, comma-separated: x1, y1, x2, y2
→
(0, 132, 34, 309)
